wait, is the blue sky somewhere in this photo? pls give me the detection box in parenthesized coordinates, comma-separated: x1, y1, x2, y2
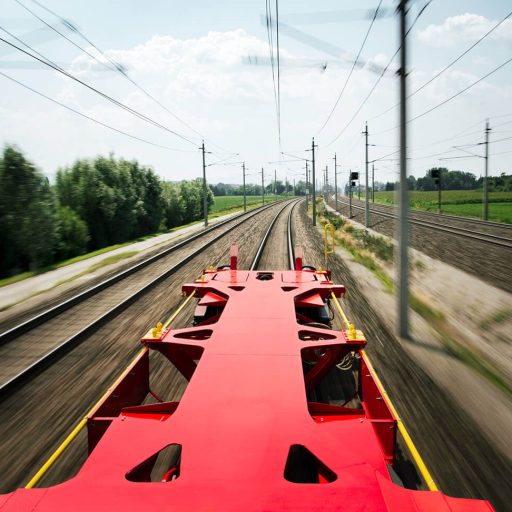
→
(1, 0, 511, 188)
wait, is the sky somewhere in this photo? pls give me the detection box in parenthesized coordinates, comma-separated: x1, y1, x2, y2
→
(1, 0, 511, 190)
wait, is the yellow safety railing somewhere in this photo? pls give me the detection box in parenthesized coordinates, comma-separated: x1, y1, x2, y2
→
(329, 292, 438, 492)
(25, 290, 197, 489)
(324, 222, 335, 266)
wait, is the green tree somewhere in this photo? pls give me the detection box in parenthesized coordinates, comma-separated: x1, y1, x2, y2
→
(56, 206, 90, 260)
(0, 146, 57, 276)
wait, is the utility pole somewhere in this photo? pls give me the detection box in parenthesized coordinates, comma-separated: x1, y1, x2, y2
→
(372, 162, 375, 202)
(305, 160, 309, 209)
(242, 162, 247, 212)
(333, 153, 338, 212)
(364, 122, 369, 227)
(286, 176, 288, 197)
(274, 169, 277, 199)
(349, 169, 353, 218)
(293, 178, 295, 196)
(261, 167, 265, 205)
(312, 138, 317, 226)
(358, 177, 361, 200)
(484, 119, 490, 221)
(325, 166, 329, 202)
(397, 0, 409, 339)
(201, 141, 208, 227)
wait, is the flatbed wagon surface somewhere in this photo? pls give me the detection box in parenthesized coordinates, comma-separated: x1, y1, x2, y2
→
(0, 251, 492, 511)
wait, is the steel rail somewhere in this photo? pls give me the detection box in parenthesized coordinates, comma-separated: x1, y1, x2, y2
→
(358, 197, 512, 231)
(0, 200, 292, 400)
(0, 201, 284, 347)
(250, 199, 300, 271)
(23, 199, 301, 488)
(329, 291, 438, 492)
(287, 200, 298, 270)
(334, 198, 512, 249)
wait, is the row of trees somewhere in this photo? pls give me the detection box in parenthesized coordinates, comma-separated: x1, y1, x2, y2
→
(0, 146, 213, 278)
(382, 169, 512, 192)
(211, 180, 307, 197)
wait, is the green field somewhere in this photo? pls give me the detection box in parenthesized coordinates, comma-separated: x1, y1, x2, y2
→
(371, 190, 512, 224)
(210, 194, 281, 216)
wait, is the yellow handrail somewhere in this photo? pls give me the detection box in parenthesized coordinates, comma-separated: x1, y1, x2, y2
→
(25, 290, 197, 489)
(329, 292, 438, 491)
(324, 222, 335, 266)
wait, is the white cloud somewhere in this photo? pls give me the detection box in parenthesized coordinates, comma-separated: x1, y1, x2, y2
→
(418, 13, 512, 47)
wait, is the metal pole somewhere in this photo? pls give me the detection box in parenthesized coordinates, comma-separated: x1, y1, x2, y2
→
(305, 160, 309, 209)
(201, 141, 208, 227)
(397, 0, 409, 338)
(372, 162, 375, 202)
(364, 122, 369, 227)
(438, 170, 442, 213)
(334, 153, 338, 212)
(484, 119, 490, 221)
(261, 168, 265, 205)
(349, 169, 352, 218)
(274, 169, 277, 199)
(325, 166, 329, 202)
(312, 138, 317, 226)
(243, 162, 247, 212)
(293, 178, 295, 196)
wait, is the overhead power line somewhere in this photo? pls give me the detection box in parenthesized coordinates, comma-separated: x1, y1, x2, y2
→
(371, 8, 512, 121)
(373, 55, 512, 136)
(0, 70, 194, 151)
(0, 33, 199, 146)
(19, 0, 234, 154)
(317, 0, 382, 134)
(265, 0, 281, 148)
(326, 0, 433, 147)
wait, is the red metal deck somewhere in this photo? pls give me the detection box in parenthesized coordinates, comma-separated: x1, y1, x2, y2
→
(0, 266, 493, 511)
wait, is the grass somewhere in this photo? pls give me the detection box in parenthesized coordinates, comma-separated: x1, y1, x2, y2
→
(0, 239, 160, 289)
(0, 251, 140, 313)
(370, 190, 512, 224)
(210, 195, 280, 216)
(320, 201, 512, 397)
(480, 308, 512, 329)
(0, 196, 275, 290)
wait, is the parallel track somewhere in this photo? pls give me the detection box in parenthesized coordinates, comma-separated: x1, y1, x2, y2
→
(0, 200, 293, 399)
(333, 197, 512, 249)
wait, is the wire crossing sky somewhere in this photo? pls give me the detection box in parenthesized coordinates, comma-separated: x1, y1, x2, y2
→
(0, 0, 511, 186)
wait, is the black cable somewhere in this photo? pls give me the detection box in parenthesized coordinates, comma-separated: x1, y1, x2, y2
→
(371, 8, 512, 121)
(326, 0, 433, 147)
(0, 33, 198, 146)
(317, 0, 382, 134)
(266, 0, 280, 146)
(22, 0, 232, 153)
(0, 70, 194, 151)
(275, 0, 282, 147)
(373, 55, 512, 136)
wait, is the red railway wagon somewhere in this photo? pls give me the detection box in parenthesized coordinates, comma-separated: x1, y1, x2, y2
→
(0, 249, 493, 511)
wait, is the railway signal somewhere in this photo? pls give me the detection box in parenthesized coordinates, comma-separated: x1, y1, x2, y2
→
(431, 168, 442, 213)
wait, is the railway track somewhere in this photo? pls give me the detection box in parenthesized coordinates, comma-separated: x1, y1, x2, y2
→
(327, 195, 511, 293)
(333, 196, 512, 249)
(0, 200, 295, 399)
(0, 198, 301, 493)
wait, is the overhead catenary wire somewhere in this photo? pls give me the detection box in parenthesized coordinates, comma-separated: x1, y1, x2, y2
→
(373, 55, 512, 136)
(371, 9, 512, 121)
(0, 33, 199, 146)
(0, 70, 195, 152)
(20, 0, 232, 153)
(316, 0, 382, 134)
(265, 0, 280, 147)
(326, 0, 433, 147)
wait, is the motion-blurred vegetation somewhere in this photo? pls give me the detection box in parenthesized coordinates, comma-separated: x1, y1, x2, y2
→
(0, 146, 213, 278)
